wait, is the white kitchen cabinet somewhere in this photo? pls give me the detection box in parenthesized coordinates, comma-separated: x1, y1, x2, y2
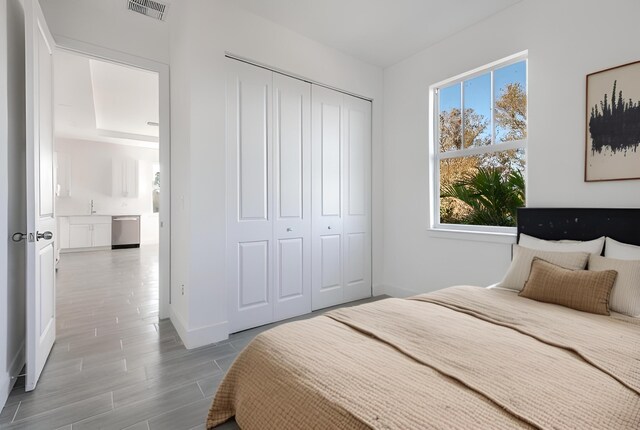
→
(69, 224, 92, 248)
(57, 216, 70, 249)
(61, 216, 112, 250)
(112, 158, 139, 198)
(92, 223, 112, 247)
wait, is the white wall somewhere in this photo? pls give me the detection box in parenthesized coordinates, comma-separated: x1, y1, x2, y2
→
(169, 0, 385, 346)
(0, 0, 26, 409)
(55, 138, 160, 244)
(38, 0, 169, 63)
(382, 0, 640, 297)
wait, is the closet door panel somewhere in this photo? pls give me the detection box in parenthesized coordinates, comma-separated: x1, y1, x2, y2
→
(320, 104, 341, 216)
(277, 238, 304, 299)
(320, 234, 342, 289)
(238, 79, 269, 220)
(312, 86, 344, 310)
(345, 232, 365, 285)
(343, 95, 372, 302)
(227, 59, 274, 332)
(273, 73, 312, 320)
(238, 241, 270, 308)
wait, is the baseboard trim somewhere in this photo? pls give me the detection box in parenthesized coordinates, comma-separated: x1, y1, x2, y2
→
(0, 341, 25, 411)
(382, 284, 421, 298)
(170, 307, 229, 349)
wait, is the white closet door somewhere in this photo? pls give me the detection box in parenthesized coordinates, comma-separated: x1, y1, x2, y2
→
(273, 73, 312, 320)
(311, 86, 345, 310)
(226, 59, 274, 332)
(342, 95, 372, 302)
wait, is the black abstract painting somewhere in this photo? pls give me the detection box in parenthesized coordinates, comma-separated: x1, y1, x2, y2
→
(586, 61, 640, 181)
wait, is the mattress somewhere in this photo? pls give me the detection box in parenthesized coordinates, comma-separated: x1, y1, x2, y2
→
(207, 286, 640, 429)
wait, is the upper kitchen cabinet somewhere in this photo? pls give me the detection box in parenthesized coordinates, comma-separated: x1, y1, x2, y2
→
(112, 158, 139, 198)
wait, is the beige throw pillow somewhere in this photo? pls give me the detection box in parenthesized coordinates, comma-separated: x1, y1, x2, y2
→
(519, 258, 617, 315)
(589, 255, 640, 317)
(497, 245, 590, 291)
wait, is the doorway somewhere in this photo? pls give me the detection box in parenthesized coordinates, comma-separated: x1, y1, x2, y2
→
(52, 47, 170, 367)
(54, 39, 171, 319)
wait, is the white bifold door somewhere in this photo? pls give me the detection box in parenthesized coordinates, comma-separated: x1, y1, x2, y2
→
(226, 59, 312, 333)
(226, 58, 371, 332)
(311, 86, 372, 310)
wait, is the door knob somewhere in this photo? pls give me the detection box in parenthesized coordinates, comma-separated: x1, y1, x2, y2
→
(327, 226, 332, 230)
(286, 227, 293, 232)
(11, 232, 26, 242)
(36, 231, 53, 241)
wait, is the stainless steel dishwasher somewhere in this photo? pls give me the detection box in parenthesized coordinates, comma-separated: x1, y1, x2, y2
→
(111, 215, 141, 249)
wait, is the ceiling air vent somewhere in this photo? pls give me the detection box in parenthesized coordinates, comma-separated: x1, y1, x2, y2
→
(127, 0, 169, 22)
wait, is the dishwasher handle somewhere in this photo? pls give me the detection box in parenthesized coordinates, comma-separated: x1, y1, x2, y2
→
(113, 217, 139, 221)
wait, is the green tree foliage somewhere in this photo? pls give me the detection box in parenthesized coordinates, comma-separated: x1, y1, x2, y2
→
(441, 168, 525, 226)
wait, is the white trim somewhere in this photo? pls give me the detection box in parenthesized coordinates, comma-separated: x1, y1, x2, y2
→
(0, 342, 25, 409)
(431, 50, 528, 90)
(0, 0, 9, 410)
(427, 227, 517, 244)
(51, 36, 172, 320)
(170, 307, 229, 349)
(438, 139, 526, 159)
(225, 52, 373, 102)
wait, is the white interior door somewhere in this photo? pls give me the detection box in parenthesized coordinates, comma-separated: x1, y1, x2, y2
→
(311, 86, 345, 310)
(272, 73, 311, 321)
(226, 59, 274, 333)
(24, 0, 56, 391)
(342, 95, 372, 302)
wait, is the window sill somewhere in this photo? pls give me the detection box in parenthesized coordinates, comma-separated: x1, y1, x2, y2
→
(427, 227, 517, 244)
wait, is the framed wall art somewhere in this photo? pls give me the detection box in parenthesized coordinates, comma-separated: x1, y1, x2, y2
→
(585, 60, 640, 181)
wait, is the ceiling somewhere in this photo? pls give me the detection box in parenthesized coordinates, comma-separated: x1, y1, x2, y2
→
(234, 0, 521, 67)
(54, 49, 159, 149)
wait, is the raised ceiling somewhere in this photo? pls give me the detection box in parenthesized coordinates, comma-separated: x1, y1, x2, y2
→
(234, 0, 521, 67)
(54, 49, 159, 149)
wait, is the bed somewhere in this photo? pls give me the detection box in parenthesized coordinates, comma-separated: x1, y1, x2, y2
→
(207, 208, 640, 429)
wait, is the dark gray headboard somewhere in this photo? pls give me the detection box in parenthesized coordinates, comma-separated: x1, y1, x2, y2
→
(517, 208, 640, 248)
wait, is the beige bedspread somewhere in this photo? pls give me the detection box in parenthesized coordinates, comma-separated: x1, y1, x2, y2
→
(207, 286, 640, 429)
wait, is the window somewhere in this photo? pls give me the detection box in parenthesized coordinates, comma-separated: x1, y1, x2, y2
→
(431, 53, 527, 233)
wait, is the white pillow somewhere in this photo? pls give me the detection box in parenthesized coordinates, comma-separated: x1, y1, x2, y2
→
(518, 233, 605, 255)
(604, 237, 640, 260)
(589, 255, 640, 317)
(498, 245, 590, 291)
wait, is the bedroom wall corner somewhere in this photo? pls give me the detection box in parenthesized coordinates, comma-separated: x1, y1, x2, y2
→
(381, 0, 640, 297)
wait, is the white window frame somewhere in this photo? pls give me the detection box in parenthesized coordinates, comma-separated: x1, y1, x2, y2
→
(429, 51, 528, 237)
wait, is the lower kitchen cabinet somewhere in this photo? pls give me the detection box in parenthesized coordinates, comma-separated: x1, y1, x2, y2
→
(59, 216, 112, 250)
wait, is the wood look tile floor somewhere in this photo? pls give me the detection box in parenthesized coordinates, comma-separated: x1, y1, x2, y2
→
(0, 245, 382, 430)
